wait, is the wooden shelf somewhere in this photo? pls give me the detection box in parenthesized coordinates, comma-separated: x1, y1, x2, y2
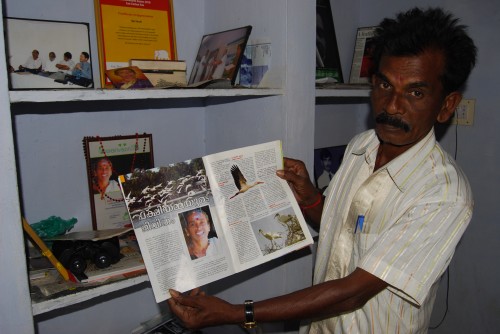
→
(9, 87, 284, 103)
(315, 84, 371, 98)
(31, 274, 150, 316)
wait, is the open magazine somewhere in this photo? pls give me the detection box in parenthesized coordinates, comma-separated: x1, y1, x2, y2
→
(118, 140, 313, 303)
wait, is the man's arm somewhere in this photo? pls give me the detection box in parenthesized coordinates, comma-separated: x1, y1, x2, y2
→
(276, 157, 323, 228)
(168, 268, 388, 329)
(56, 63, 69, 70)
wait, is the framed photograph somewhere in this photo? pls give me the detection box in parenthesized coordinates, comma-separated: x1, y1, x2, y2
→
(129, 59, 187, 88)
(314, 145, 347, 193)
(4, 17, 94, 90)
(349, 26, 377, 84)
(316, 0, 343, 83)
(83, 134, 154, 230)
(95, 0, 177, 88)
(188, 25, 252, 87)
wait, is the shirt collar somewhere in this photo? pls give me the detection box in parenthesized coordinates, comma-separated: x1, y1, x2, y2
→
(352, 129, 437, 192)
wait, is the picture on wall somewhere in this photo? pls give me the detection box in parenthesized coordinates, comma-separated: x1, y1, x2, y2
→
(314, 145, 347, 193)
(4, 17, 94, 90)
(94, 0, 177, 88)
(188, 25, 252, 87)
(83, 134, 154, 230)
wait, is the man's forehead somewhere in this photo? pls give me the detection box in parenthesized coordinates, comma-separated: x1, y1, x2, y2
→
(188, 212, 205, 220)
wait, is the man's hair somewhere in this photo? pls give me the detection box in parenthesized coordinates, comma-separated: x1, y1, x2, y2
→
(320, 148, 332, 160)
(114, 67, 136, 76)
(94, 158, 112, 171)
(64, 52, 72, 59)
(371, 7, 477, 94)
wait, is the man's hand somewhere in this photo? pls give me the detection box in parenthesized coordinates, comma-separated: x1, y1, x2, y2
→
(56, 64, 69, 70)
(277, 157, 323, 226)
(168, 289, 242, 329)
(276, 157, 318, 206)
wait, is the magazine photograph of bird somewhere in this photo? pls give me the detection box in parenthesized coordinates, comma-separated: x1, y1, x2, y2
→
(229, 164, 264, 199)
(258, 228, 283, 249)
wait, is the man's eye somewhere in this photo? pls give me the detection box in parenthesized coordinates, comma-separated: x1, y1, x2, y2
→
(410, 90, 423, 98)
(379, 81, 391, 90)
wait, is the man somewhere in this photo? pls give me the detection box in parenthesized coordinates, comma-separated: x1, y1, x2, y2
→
(210, 47, 228, 80)
(51, 51, 75, 80)
(182, 208, 221, 260)
(18, 49, 42, 73)
(40, 51, 58, 76)
(64, 52, 92, 87)
(168, 7, 477, 333)
(113, 67, 153, 89)
(92, 158, 120, 200)
(316, 148, 333, 191)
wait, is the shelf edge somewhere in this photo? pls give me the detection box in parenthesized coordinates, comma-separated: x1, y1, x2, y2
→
(31, 275, 150, 316)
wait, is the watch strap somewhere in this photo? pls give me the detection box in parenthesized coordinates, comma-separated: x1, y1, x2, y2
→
(243, 299, 256, 328)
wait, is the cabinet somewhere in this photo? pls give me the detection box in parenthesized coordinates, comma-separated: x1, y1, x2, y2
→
(1, 2, 315, 333)
(1, 1, 368, 333)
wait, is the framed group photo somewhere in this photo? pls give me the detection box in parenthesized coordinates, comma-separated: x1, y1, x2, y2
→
(4, 17, 94, 90)
(83, 134, 154, 230)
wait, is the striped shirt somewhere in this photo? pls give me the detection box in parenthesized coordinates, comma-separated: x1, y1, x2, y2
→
(307, 129, 473, 333)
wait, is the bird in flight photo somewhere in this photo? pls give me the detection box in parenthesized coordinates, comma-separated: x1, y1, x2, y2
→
(229, 164, 264, 199)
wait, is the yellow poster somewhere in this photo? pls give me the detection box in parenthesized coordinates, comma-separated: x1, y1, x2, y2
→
(95, 0, 177, 87)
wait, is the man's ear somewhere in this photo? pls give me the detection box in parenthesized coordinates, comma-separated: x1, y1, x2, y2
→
(437, 92, 462, 123)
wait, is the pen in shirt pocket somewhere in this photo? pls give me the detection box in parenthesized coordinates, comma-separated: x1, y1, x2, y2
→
(354, 215, 364, 233)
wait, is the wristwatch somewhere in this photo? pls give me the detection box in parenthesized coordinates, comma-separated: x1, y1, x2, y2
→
(243, 300, 257, 329)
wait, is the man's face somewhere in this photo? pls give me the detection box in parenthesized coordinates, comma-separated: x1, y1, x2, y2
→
(186, 212, 210, 241)
(322, 156, 332, 171)
(117, 69, 137, 81)
(370, 50, 456, 150)
(96, 160, 112, 182)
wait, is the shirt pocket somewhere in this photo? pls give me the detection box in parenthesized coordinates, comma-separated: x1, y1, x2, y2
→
(352, 232, 379, 267)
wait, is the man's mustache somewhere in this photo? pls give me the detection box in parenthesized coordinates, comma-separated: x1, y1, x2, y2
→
(375, 112, 411, 133)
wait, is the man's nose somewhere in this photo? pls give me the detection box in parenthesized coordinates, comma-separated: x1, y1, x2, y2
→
(386, 92, 404, 115)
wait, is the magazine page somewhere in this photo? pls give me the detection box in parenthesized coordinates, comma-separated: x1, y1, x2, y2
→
(202, 140, 313, 272)
(119, 158, 235, 303)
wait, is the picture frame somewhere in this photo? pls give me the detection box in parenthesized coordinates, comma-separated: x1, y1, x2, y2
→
(188, 25, 252, 87)
(316, 0, 343, 83)
(4, 17, 94, 90)
(83, 134, 154, 230)
(94, 0, 177, 88)
(105, 66, 154, 89)
(349, 26, 377, 84)
(129, 59, 187, 88)
(314, 145, 347, 193)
